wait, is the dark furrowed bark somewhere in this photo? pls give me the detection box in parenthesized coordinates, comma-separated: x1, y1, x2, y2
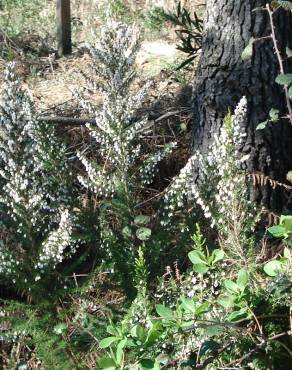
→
(192, 0, 292, 212)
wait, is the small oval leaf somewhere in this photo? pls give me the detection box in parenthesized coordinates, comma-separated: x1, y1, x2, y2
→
(263, 260, 284, 277)
(99, 336, 118, 349)
(155, 304, 173, 319)
(136, 227, 152, 241)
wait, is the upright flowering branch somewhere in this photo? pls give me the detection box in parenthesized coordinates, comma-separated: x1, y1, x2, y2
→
(77, 22, 176, 284)
(163, 97, 258, 261)
(0, 63, 75, 294)
(77, 22, 164, 201)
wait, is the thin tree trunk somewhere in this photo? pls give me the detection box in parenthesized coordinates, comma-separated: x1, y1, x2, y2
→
(193, 0, 292, 212)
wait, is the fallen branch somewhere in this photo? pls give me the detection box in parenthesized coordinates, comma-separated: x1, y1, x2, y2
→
(39, 107, 191, 126)
(39, 116, 96, 126)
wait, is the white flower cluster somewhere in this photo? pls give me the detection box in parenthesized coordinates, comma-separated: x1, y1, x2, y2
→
(163, 97, 257, 237)
(0, 63, 74, 284)
(78, 21, 175, 195)
(37, 209, 73, 272)
(140, 142, 177, 185)
(0, 235, 16, 276)
(77, 151, 116, 197)
(161, 155, 196, 225)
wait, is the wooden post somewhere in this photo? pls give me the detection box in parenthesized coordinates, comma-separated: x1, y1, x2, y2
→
(57, 0, 72, 56)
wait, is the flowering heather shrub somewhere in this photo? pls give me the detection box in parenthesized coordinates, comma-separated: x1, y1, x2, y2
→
(78, 21, 175, 192)
(77, 22, 176, 286)
(163, 97, 258, 260)
(0, 63, 75, 296)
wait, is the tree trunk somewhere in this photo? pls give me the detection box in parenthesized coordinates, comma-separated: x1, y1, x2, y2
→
(57, 0, 72, 56)
(192, 0, 292, 212)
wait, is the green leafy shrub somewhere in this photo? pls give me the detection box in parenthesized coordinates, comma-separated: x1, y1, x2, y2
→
(162, 1, 203, 69)
(97, 226, 291, 369)
(98, 231, 291, 369)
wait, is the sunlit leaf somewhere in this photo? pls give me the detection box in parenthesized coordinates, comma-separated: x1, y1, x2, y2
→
(226, 307, 249, 322)
(286, 46, 292, 58)
(155, 304, 173, 319)
(211, 249, 225, 264)
(263, 260, 284, 276)
(188, 250, 207, 265)
(136, 227, 152, 241)
(241, 38, 254, 61)
(275, 73, 292, 86)
(256, 121, 268, 130)
(268, 225, 286, 238)
(134, 215, 150, 225)
(236, 269, 248, 288)
(98, 357, 116, 370)
(269, 108, 280, 122)
(99, 336, 118, 349)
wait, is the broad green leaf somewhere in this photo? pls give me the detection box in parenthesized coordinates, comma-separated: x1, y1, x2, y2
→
(134, 215, 151, 225)
(280, 215, 292, 233)
(196, 301, 209, 316)
(211, 249, 225, 265)
(188, 250, 207, 265)
(256, 121, 268, 130)
(126, 338, 136, 348)
(122, 226, 132, 238)
(136, 325, 147, 342)
(241, 37, 254, 61)
(116, 338, 127, 364)
(226, 307, 249, 322)
(268, 225, 286, 238)
(280, 256, 289, 264)
(130, 325, 139, 338)
(224, 280, 241, 294)
(263, 260, 284, 276)
(286, 46, 292, 58)
(275, 73, 292, 86)
(180, 297, 196, 314)
(145, 324, 161, 346)
(193, 263, 209, 274)
(136, 227, 152, 241)
(98, 357, 116, 370)
(218, 295, 234, 308)
(106, 325, 117, 336)
(269, 108, 280, 122)
(181, 320, 195, 330)
(236, 269, 248, 288)
(99, 336, 118, 349)
(155, 304, 173, 319)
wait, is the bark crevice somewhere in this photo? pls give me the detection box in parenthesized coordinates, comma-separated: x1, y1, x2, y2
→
(192, 0, 292, 212)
